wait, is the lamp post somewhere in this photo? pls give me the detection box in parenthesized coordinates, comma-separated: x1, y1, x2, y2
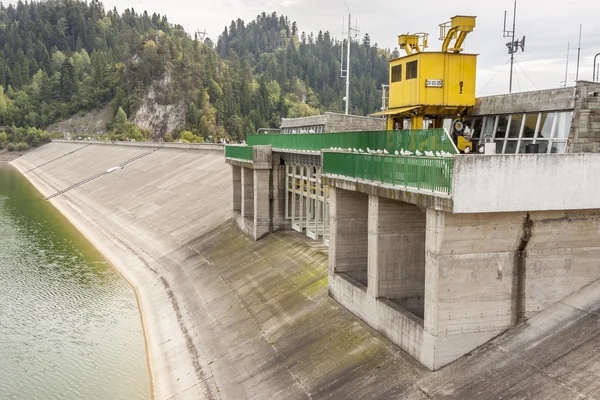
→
(594, 53, 600, 82)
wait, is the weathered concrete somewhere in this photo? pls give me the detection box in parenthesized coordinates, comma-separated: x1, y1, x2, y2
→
(368, 196, 426, 318)
(12, 142, 426, 399)
(53, 139, 225, 152)
(280, 112, 384, 133)
(328, 187, 369, 286)
(14, 141, 600, 399)
(453, 153, 600, 213)
(472, 86, 577, 115)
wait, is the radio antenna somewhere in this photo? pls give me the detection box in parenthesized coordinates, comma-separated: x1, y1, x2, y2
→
(503, 1, 525, 93)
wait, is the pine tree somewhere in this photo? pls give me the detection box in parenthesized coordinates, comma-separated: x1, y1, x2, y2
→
(115, 107, 127, 127)
(59, 59, 76, 101)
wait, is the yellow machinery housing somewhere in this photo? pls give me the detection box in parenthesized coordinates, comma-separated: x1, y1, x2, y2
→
(373, 16, 478, 152)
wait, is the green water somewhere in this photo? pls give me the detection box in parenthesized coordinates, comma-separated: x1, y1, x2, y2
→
(0, 165, 150, 400)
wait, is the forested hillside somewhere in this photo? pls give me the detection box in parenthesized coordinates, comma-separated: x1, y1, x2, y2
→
(0, 0, 390, 141)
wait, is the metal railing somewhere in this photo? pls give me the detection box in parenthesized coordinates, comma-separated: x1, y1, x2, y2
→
(225, 145, 253, 162)
(322, 152, 454, 194)
(246, 129, 458, 154)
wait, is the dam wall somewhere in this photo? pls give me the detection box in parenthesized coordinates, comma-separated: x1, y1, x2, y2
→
(12, 141, 600, 399)
(11, 142, 426, 399)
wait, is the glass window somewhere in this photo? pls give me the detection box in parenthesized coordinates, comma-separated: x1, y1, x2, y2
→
(550, 142, 567, 153)
(537, 112, 555, 140)
(495, 115, 509, 138)
(555, 111, 573, 139)
(483, 116, 496, 139)
(522, 113, 538, 138)
(406, 60, 418, 80)
(495, 140, 504, 153)
(518, 140, 533, 153)
(507, 114, 523, 138)
(391, 65, 402, 82)
(537, 140, 549, 153)
(471, 118, 483, 140)
(504, 140, 519, 154)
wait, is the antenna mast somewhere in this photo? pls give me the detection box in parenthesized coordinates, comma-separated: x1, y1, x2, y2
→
(341, 3, 359, 115)
(575, 24, 582, 82)
(503, 1, 525, 93)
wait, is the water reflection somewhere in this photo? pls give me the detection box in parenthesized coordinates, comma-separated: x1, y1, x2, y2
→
(0, 165, 149, 400)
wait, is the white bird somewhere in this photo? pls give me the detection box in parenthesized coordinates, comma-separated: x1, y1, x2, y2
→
(435, 151, 442, 157)
(330, 147, 334, 150)
(425, 151, 434, 157)
(383, 149, 389, 155)
(359, 148, 364, 153)
(415, 150, 423, 156)
(394, 150, 399, 156)
(348, 148, 352, 152)
(353, 148, 358, 153)
(367, 147, 371, 153)
(376, 149, 383, 154)
(405, 150, 414, 156)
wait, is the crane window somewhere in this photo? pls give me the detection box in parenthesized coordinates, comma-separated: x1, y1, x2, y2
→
(391, 65, 402, 82)
(406, 60, 418, 80)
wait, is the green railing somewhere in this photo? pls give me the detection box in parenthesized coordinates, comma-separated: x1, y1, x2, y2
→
(246, 129, 458, 154)
(225, 145, 253, 162)
(322, 152, 454, 194)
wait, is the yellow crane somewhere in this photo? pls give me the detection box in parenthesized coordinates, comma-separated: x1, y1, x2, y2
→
(372, 15, 478, 153)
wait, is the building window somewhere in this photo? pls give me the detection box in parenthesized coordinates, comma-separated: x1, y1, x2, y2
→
(470, 117, 483, 141)
(391, 65, 402, 82)
(555, 111, 572, 139)
(406, 60, 418, 80)
(475, 110, 571, 154)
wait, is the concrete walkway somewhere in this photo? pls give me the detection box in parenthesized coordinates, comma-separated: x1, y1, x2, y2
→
(12, 142, 600, 399)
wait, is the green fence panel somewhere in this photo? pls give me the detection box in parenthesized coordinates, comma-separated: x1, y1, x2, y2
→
(225, 145, 253, 161)
(322, 152, 454, 194)
(246, 129, 458, 154)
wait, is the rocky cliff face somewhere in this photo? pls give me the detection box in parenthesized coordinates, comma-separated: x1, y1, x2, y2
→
(131, 73, 186, 138)
(47, 71, 188, 139)
(47, 106, 113, 138)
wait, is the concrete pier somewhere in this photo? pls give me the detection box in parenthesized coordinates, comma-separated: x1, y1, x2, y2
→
(324, 153, 600, 370)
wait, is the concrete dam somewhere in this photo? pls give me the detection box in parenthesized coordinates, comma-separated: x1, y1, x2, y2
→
(12, 141, 600, 399)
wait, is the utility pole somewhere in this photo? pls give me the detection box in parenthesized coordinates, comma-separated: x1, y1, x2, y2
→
(503, 1, 525, 93)
(341, 4, 359, 115)
(594, 52, 600, 82)
(575, 24, 582, 82)
(564, 42, 570, 87)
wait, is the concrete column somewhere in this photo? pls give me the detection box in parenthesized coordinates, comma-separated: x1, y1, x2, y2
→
(328, 187, 369, 287)
(271, 155, 289, 231)
(231, 165, 241, 213)
(368, 196, 426, 318)
(424, 209, 523, 369)
(253, 169, 271, 240)
(241, 167, 254, 219)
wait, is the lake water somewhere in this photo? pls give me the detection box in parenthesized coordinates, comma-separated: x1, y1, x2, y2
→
(0, 165, 150, 400)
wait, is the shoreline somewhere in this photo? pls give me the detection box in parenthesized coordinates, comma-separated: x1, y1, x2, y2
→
(10, 161, 166, 399)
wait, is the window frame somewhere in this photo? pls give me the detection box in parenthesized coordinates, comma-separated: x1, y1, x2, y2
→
(406, 60, 418, 80)
(391, 65, 402, 83)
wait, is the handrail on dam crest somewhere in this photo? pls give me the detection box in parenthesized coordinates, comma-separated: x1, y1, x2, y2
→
(322, 151, 454, 195)
(224, 145, 253, 162)
(246, 129, 458, 154)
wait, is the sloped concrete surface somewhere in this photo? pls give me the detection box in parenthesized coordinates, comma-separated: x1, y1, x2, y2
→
(12, 142, 600, 399)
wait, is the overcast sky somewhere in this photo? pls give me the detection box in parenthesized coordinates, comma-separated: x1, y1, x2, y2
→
(98, 0, 600, 95)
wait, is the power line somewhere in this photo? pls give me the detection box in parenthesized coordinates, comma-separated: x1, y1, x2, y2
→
(513, 58, 539, 90)
(477, 58, 511, 96)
